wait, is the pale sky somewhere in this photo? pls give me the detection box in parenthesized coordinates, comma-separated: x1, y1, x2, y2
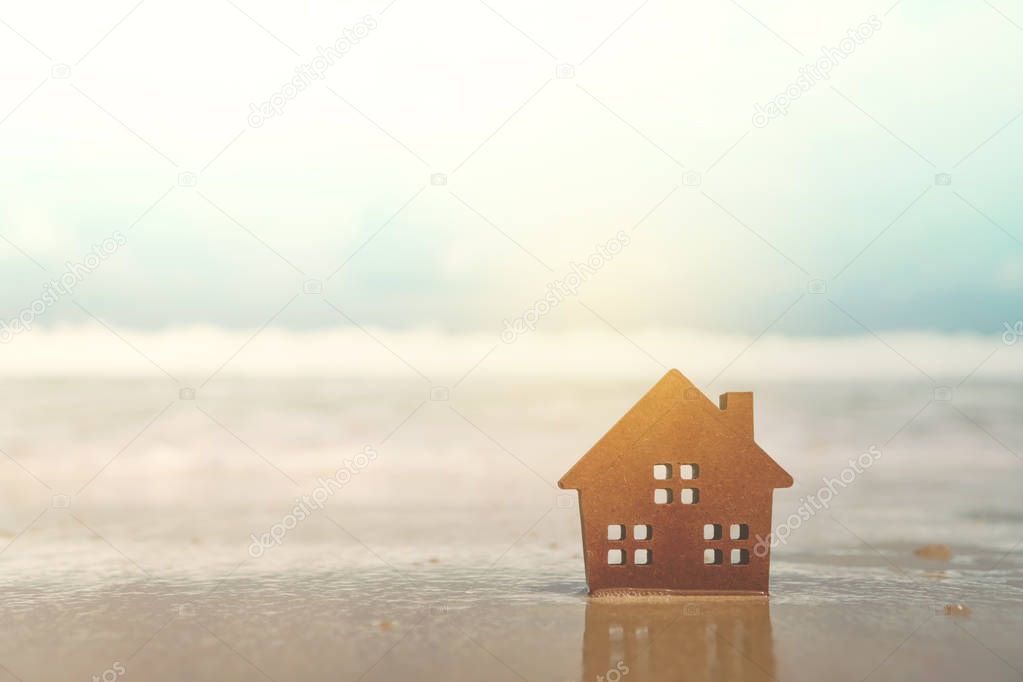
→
(1, 0, 1021, 343)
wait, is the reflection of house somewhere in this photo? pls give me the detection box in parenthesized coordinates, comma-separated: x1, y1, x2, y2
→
(581, 599, 776, 682)
(559, 370, 792, 595)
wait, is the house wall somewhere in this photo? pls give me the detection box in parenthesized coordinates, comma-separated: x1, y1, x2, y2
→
(579, 486, 776, 595)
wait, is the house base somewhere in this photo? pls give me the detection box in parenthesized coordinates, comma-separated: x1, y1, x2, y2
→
(590, 587, 770, 599)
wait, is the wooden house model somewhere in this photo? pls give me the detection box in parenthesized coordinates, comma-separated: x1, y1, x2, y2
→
(558, 369, 792, 595)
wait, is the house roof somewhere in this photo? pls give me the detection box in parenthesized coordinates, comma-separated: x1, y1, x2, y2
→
(558, 369, 793, 490)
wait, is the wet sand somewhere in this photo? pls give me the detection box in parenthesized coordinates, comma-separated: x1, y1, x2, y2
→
(2, 508, 1021, 682)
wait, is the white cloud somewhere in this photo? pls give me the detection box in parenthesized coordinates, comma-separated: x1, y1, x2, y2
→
(1, 323, 1017, 382)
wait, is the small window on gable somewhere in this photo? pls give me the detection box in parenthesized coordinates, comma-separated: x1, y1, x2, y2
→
(653, 464, 671, 480)
(608, 549, 625, 565)
(730, 523, 749, 540)
(680, 464, 699, 480)
(634, 549, 651, 565)
(730, 549, 749, 565)
(607, 524, 625, 541)
(703, 523, 722, 540)
(704, 548, 722, 565)
(680, 488, 699, 504)
(654, 489, 672, 505)
(633, 524, 651, 541)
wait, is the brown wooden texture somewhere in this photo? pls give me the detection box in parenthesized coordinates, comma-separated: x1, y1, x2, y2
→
(559, 369, 793, 595)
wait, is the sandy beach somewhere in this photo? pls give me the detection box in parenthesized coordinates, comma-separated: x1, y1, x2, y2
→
(1, 377, 1021, 680)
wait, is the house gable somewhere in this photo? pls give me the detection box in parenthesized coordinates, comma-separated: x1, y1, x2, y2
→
(558, 369, 792, 491)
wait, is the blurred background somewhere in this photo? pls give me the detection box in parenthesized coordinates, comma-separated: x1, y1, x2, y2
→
(1, 0, 1022, 680)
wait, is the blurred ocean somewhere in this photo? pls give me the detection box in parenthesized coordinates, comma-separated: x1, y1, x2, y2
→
(1, 376, 1021, 680)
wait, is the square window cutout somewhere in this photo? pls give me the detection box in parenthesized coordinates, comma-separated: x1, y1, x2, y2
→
(680, 464, 699, 479)
(730, 549, 749, 565)
(653, 464, 672, 480)
(654, 489, 672, 504)
(634, 549, 651, 565)
(680, 488, 699, 504)
(703, 523, 722, 540)
(704, 548, 722, 564)
(633, 524, 651, 541)
(608, 549, 625, 565)
(730, 524, 748, 540)
(607, 524, 625, 541)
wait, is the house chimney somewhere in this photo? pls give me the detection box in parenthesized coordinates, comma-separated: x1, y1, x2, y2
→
(719, 392, 754, 439)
